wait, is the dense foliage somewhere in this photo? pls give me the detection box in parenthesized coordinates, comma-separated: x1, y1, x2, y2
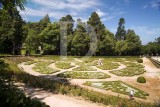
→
(0, 59, 49, 107)
(137, 76, 146, 83)
(0, 3, 159, 56)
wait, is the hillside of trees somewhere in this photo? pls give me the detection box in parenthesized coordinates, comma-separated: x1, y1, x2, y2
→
(0, 1, 159, 56)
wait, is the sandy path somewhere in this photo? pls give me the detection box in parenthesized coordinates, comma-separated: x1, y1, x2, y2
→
(15, 83, 105, 107)
(142, 57, 160, 78)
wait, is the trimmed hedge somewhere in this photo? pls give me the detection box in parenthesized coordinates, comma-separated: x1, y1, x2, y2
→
(137, 59, 143, 63)
(137, 76, 146, 83)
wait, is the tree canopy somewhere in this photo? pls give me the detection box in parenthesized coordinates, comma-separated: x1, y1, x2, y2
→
(0, 4, 158, 56)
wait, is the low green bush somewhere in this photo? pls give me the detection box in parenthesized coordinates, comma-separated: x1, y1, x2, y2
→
(21, 49, 26, 56)
(137, 76, 146, 83)
(137, 59, 143, 63)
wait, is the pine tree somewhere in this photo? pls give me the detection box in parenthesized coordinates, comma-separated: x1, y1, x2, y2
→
(60, 15, 74, 35)
(115, 18, 126, 40)
(87, 12, 106, 55)
(71, 19, 90, 56)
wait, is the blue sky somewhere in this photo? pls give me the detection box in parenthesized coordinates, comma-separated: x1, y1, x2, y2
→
(19, 0, 160, 44)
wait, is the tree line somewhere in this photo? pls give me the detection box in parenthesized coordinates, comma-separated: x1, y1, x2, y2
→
(0, 0, 159, 56)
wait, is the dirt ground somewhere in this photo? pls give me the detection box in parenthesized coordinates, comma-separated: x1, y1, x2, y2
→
(15, 83, 105, 107)
(18, 57, 160, 106)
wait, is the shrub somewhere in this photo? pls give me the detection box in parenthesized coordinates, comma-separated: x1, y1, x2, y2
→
(137, 59, 143, 63)
(137, 76, 146, 83)
(21, 49, 26, 56)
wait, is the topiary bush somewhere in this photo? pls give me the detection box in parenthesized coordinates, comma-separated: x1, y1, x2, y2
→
(137, 59, 143, 63)
(137, 76, 146, 83)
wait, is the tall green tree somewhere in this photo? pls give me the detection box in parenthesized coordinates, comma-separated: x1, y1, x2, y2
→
(115, 18, 126, 40)
(71, 19, 90, 56)
(39, 14, 51, 32)
(25, 29, 40, 54)
(0, 0, 26, 17)
(40, 22, 60, 54)
(0, 9, 13, 53)
(125, 29, 142, 55)
(0, 9, 24, 54)
(102, 30, 116, 55)
(115, 40, 128, 56)
(0, 0, 26, 10)
(60, 15, 74, 35)
(142, 36, 160, 55)
(87, 12, 106, 55)
(155, 36, 160, 44)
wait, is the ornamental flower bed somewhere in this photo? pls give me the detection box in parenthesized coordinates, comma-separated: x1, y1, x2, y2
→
(84, 81, 149, 99)
(57, 71, 111, 79)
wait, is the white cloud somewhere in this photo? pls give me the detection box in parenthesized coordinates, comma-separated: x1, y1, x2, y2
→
(19, 7, 67, 19)
(96, 9, 107, 17)
(143, 5, 148, 9)
(73, 16, 88, 22)
(31, 0, 99, 11)
(19, 0, 126, 23)
(143, 0, 160, 9)
(150, 0, 160, 8)
(19, 0, 102, 21)
(101, 16, 115, 21)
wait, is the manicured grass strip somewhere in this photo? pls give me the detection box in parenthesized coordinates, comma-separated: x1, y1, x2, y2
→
(96, 62, 119, 70)
(84, 81, 149, 99)
(73, 66, 97, 71)
(25, 61, 39, 65)
(33, 62, 59, 74)
(55, 61, 74, 69)
(57, 71, 111, 79)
